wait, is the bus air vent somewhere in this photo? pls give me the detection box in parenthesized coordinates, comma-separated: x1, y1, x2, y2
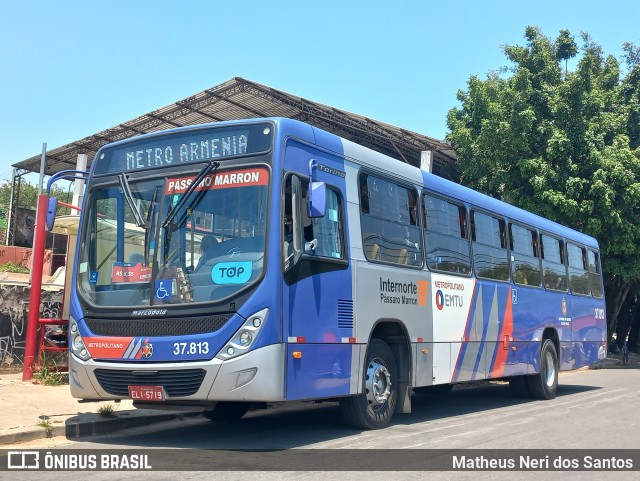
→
(84, 314, 232, 337)
(337, 299, 354, 329)
(94, 368, 206, 397)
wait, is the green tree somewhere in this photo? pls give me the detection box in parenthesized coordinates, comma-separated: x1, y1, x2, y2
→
(555, 29, 578, 76)
(0, 179, 74, 243)
(622, 41, 640, 67)
(447, 27, 640, 339)
(0, 179, 39, 211)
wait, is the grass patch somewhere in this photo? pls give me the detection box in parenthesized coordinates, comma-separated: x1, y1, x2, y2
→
(37, 419, 54, 437)
(32, 352, 68, 386)
(97, 404, 117, 417)
(0, 262, 29, 273)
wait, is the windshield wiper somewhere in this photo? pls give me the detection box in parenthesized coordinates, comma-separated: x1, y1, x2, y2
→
(162, 160, 220, 228)
(144, 186, 160, 262)
(118, 173, 148, 229)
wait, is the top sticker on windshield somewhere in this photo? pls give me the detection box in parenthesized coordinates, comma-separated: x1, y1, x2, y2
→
(166, 168, 269, 195)
(211, 262, 253, 285)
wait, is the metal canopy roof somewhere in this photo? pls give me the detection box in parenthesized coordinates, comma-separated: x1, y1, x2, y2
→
(13, 77, 458, 179)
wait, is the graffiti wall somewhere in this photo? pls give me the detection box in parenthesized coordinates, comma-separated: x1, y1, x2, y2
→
(0, 285, 63, 371)
(13, 207, 36, 248)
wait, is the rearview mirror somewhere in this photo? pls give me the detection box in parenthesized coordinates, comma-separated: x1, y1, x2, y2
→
(45, 197, 58, 231)
(308, 181, 326, 218)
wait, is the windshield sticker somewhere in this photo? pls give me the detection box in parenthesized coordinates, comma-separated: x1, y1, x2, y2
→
(155, 279, 174, 301)
(89, 272, 99, 284)
(111, 262, 152, 283)
(211, 262, 252, 284)
(165, 168, 268, 195)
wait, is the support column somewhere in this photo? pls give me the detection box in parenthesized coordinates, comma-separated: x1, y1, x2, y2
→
(23, 194, 48, 381)
(72, 153, 88, 215)
(420, 150, 433, 173)
(5, 168, 16, 245)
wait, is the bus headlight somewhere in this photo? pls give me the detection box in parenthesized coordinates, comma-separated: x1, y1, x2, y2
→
(73, 336, 84, 350)
(239, 331, 253, 346)
(69, 316, 92, 361)
(216, 308, 268, 361)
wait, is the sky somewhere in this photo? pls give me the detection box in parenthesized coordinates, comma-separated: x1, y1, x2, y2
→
(1, 0, 639, 185)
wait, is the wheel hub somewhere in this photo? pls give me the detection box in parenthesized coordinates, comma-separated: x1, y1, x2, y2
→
(365, 358, 392, 408)
(544, 351, 556, 387)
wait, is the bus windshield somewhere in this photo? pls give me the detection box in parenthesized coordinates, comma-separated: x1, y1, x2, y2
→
(77, 166, 269, 308)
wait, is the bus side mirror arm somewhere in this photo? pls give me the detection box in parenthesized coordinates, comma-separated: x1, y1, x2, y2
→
(45, 169, 88, 232)
(291, 175, 303, 264)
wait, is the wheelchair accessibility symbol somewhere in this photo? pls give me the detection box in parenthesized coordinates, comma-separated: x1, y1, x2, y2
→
(155, 279, 174, 300)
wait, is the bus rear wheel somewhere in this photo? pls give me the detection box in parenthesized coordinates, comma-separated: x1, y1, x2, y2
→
(339, 338, 398, 430)
(526, 339, 559, 400)
(203, 401, 251, 421)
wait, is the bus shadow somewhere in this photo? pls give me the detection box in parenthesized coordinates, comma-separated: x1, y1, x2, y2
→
(402, 381, 600, 425)
(88, 381, 601, 450)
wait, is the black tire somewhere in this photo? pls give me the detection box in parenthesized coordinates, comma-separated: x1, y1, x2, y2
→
(508, 375, 531, 398)
(526, 339, 559, 400)
(203, 402, 251, 421)
(340, 339, 398, 430)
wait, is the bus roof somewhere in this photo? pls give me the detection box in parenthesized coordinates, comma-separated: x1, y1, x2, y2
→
(320, 124, 599, 250)
(423, 171, 599, 249)
(88, 117, 599, 249)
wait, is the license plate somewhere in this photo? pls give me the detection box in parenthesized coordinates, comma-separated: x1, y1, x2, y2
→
(128, 385, 165, 401)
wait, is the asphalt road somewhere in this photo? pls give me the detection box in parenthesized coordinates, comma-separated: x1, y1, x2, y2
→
(6, 368, 640, 480)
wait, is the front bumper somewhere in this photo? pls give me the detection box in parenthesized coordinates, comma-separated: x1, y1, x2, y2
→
(70, 343, 285, 403)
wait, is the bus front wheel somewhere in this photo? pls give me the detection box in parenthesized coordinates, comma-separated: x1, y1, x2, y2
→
(339, 338, 398, 430)
(526, 339, 559, 400)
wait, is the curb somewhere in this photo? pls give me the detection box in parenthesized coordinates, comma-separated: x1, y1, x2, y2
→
(0, 411, 202, 446)
(589, 356, 640, 370)
(590, 358, 623, 369)
(65, 411, 193, 439)
(0, 426, 61, 446)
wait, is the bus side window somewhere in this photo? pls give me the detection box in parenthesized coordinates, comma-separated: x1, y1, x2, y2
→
(471, 210, 509, 281)
(284, 175, 346, 265)
(308, 186, 345, 259)
(360, 173, 422, 267)
(510, 223, 541, 287)
(588, 250, 603, 298)
(541, 235, 568, 292)
(567, 242, 590, 295)
(423, 194, 470, 275)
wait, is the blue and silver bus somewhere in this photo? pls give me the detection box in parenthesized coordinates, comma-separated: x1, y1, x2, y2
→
(64, 117, 606, 429)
